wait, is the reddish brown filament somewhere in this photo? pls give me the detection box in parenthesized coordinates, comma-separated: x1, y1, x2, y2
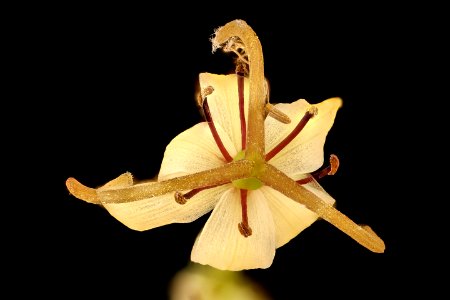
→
(265, 108, 316, 161)
(174, 183, 225, 205)
(203, 99, 233, 162)
(237, 72, 247, 150)
(238, 189, 252, 237)
(296, 154, 340, 185)
(296, 176, 314, 185)
(313, 154, 340, 179)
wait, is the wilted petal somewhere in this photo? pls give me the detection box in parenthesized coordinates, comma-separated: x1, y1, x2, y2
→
(261, 177, 335, 248)
(100, 183, 230, 231)
(191, 188, 276, 271)
(159, 122, 237, 181)
(265, 97, 342, 177)
(199, 73, 249, 151)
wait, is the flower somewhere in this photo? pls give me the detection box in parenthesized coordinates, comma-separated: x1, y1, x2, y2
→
(66, 19, 385, 272)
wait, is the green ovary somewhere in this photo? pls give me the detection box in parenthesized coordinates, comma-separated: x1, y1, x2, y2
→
(232, 150, 263, 190)
(232, 177, 263, 190)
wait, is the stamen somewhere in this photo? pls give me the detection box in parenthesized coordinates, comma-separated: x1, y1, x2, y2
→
(237, 71, 247, 150)
(296, 176, 313, 185)
(238, 189, 252, 237)
(312, 154, 340, 179)
(203, 99, 233, 162)
(265, 106, 318, 161)
(197, 86, 215, 108)
(174, 191, 187, 204)
(235, 55, 249, 76)
(174, 184, 223, 205)
(296, 154, 340, 185)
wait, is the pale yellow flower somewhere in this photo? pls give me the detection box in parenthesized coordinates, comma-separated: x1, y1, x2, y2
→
(66, 19, 384, 272)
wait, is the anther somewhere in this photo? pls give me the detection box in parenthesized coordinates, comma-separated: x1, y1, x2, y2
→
(296, 154, 340, 185)
(238, 189, 252, 237)
(312, 154, 340, 179)
(265, 105, 318, 161)
(197, 86, 214, 107)
(236, 62, 249, 77)
(238, 222, 252, 237)
(308, 105, 318, 117)
(174, 191, 187, 205)
(174, 184, 224, 205)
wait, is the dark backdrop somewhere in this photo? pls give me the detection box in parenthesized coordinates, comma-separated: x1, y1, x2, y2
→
(25, 4, 429, 299)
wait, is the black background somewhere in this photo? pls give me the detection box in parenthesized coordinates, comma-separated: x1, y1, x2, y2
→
(20, 3, 435, 299)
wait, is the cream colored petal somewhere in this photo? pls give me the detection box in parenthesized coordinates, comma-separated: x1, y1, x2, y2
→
(158, 122, 237, 181)
(100, 183, 230, 231)
(261, 177, 336, 248)
(265, 97, 342, 177)
(191, 188, 276, 271)
(199, 73, 250, 151)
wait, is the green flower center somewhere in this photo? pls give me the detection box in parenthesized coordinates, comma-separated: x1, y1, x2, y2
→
(232, 150, 263, 190)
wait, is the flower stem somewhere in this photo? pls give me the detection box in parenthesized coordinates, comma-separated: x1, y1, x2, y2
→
(212, 20, 266, 161)
(258, 163, 385, 253)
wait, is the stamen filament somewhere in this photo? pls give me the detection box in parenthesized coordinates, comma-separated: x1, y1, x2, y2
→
(296, 154, 340, 185)
(258, 163, 385, 253)
(237, 72, 247, 150)
(265, 106, 318, 161)
(97, 160, 254, 204)
(238, 189, 252, 237)
(174, 183, 224, 205)
(203, 99, 233, 162)
(296, 176, 313, 185)
(312, 154, 340, 179)
(213, 20, 266, 160)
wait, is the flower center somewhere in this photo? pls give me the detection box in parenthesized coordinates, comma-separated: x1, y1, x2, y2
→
(231, 150, 263, 190)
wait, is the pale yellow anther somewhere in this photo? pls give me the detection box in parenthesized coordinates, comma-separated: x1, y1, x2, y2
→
(308, 105, 318, 117)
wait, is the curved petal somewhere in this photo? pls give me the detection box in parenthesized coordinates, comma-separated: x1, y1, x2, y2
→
(199, 73, 250, 151)
(265, 97, 342, 177)
(261, 177, 335, 248)
(159, 122, 237, 181)
(100, 183, 230, 231)
(191, 188, 276, 271)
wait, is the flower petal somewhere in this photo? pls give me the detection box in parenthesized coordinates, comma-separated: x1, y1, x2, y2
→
(261, 177, 335, 248)
(265, 97, 342, 177)
(158, 122, 237, 181)
(199, 73, 249, 151)
(191, 188, 276, 271)
(100, 184, 230, 231)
